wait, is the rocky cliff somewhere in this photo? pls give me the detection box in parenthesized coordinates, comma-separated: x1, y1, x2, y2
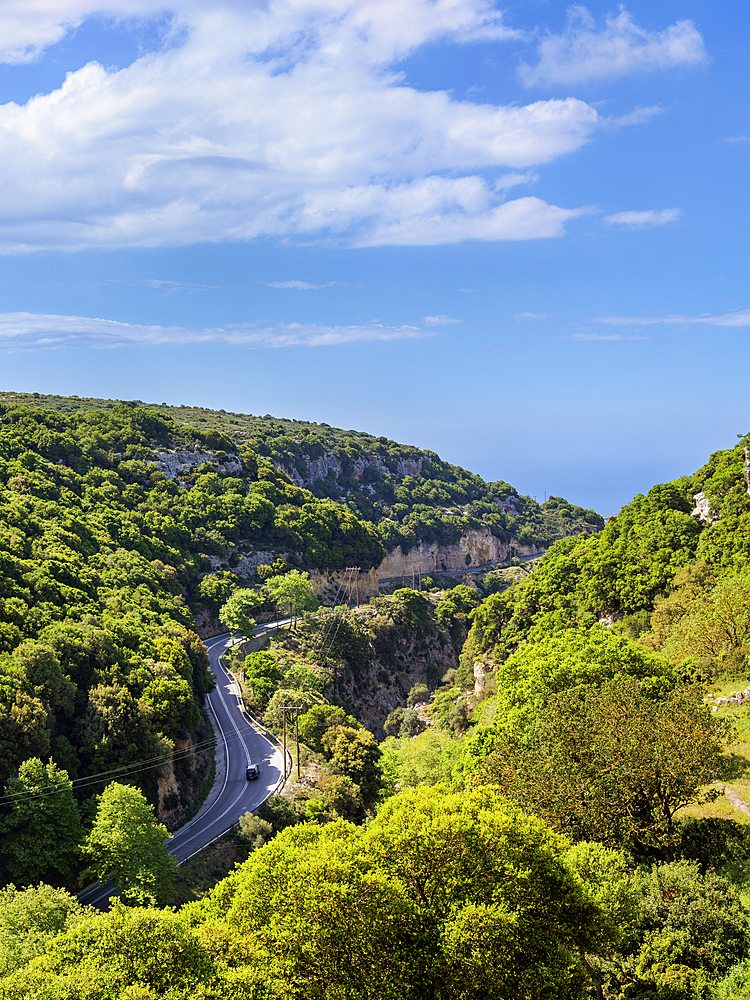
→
(378, 527, 542, 580)
(274, 450, 425, 489)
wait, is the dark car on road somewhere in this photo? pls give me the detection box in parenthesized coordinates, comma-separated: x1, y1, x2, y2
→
(246, 763, 260, 780)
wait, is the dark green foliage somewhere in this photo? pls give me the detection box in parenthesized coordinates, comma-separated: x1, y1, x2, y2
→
(477, 679, 725, 861)
(625, 861, 750, 993)
(255, 793, 302, 834)
(0, 759, 83, 886)
(678, 817, 750, 871)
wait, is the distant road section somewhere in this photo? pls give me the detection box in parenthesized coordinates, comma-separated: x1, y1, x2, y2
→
(79, 631, 285, 909)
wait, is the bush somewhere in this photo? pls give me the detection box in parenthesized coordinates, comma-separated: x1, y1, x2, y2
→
(238, 813, 273, 850)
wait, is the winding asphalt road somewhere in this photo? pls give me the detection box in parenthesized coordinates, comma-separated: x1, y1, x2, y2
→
(79, 630, 286, 909)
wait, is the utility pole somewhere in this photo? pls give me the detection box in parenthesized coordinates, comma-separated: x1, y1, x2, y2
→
(296, 710, 300, 781)
(279, 705, 303, 782)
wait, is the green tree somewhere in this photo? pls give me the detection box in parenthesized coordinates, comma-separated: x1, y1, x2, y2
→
(489, 678, 726, 861)
(321, 725, 383, 808)
(1, 758, 83, 886)
(81, 782, 177, 906)
(194, 569, 238, 613)
(0, 883, 91, 977)
(264, 570, 319, 628)
(188, 785, 609, 1000)
(218, 587, 264, 637)
(665, 571, 750, 661)
(243, 651, 284, 709)
(297, 703, 357, 752)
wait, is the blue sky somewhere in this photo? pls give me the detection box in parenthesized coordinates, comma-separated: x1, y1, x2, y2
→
(0, 1, 746, 514)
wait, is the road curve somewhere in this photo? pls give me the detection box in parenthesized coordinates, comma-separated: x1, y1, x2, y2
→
(79, 631, 285, 909)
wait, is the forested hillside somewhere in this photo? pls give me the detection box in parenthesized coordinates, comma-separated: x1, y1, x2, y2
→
(0, 391, 599, 885)
(0, 390, 603, 560)
(5, 397, 750, 999)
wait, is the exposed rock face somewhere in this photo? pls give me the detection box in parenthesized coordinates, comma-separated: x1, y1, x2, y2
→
(308, 567, 380, 603)
(206, 550, 283, 577)
(330, 604, 458, 737)
(274, 450, 425, 488)
(156, 732, 213, 829)
(473, 657, 494, 699)
(692, 492, 715, 524)
(153, 449, 243, 479)
(378, 527, 542, 580)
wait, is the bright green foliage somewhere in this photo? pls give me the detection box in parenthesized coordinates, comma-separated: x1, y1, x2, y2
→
(194, 570, 238, 612)
(645, 560, 715, 651)
(0, 883, 91, 978)
(263, 687, 325, 731)
(474, 624, 674, 736)
(481, 678, 725, 860)
(321, 725, 383, 808)
(379, 728, 462, 795)
(297, 703, 357, 753)
(81, 783, 177, 906)
(716, 961, 750, 999)
(0, 903, 216, 1000)
(218, 587, 264, 637)
(139, 665, 198, 738)
(1, 758, 83, 886)
(184, 785, 607, 1000)
(263, 570, 318, 626)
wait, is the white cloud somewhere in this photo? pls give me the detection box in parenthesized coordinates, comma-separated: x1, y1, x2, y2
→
(0, 1, 598, 251)
(571, 332, 646, 341)
(0, 311, 435, 350)
(520, 6, 707, 87)
(512, 311, 548, 321)
(263, 281, 336, 290)
(604, 105, 662, 128)
(423, 314, 463, 325)
(604, 208, 681, 228)
(592, 308, 750, 328)
(726, 135, 750, 144)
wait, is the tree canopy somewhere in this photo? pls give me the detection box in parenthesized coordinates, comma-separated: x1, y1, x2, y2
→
(81, 782, 177, 906)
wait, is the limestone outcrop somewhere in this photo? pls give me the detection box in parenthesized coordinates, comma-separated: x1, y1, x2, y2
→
(274, 450, 425, 488)
(378, 527, 542, 580)
(153, 449, 243, 479)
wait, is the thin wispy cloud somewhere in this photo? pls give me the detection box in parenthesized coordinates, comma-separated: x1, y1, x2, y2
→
(604, 208, 681, 228)
(726, 135, 750, 144)
(593, 307, 750, 328)
(423, 315, 463, 325)
(571, 332, 647, 341)
(142, 278, 223, 293)
(512, 311, 548, 321)
(604, 105, 663, 128)
(262, 280, 336, 290)
(0, 311, 436, 351)
(520, 7, 707, 87)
